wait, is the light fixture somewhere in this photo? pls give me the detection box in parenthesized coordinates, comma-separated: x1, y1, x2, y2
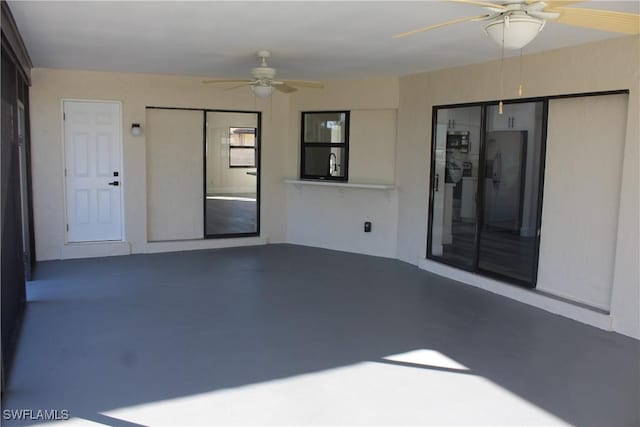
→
(485, 14, 545, 50)
(130, 123, 142, 137)
(250, 84, 275, 98)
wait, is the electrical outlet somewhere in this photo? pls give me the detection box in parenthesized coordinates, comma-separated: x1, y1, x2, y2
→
(364, 221, 372, 233)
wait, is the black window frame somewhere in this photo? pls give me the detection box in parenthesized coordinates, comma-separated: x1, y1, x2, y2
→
(228, 127, 257, 168)
(300, 111, 350, 181)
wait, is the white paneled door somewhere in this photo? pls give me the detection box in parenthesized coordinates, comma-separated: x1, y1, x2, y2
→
(63, 101, 123, 242)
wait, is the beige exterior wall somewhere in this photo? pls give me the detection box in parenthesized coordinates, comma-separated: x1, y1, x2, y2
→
(539, 94, 628, 311)
(29, 69, 290, 259)
(285, 78, 400, 181)
(284, 79, 400, 257)
(28, 36, 638, 338)
(29, 73, 399, 262)
(396, 35, 639, 338)
(146, 108, 204, 241)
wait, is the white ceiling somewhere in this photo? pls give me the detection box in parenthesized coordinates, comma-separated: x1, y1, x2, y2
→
(9, 1, 639, 80)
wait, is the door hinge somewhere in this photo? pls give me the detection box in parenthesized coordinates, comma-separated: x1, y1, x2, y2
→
(64, 168, 67, 177)
(66, 224, 69, 231)
(63, 112, 66, 121)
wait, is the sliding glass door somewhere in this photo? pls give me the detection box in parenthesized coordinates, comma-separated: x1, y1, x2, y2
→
(145, 107, 260, 241)
(428, 101, 546, 287)
(205, 111, 259, 237)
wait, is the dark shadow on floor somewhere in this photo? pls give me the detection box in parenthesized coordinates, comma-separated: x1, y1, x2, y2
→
(2, 244, 639, 426)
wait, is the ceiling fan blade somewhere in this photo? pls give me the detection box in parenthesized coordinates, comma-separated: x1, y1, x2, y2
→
(275, 84, 298, 93)
(541, 1, 584, 8)
(393, 14, 493, 39)
(202, 79, 253, 84)
(527, 10, 560, 20)
(282, 80, 324, 89)
(550, 7, 640, 34)
(224, 83, 254, 92)
(525, 1, 548, 12)
(449, 0, 507, 11)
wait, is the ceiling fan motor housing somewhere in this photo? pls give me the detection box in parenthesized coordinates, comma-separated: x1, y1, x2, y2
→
(251, 66, 277, 81)
(251, 50, 277, 83)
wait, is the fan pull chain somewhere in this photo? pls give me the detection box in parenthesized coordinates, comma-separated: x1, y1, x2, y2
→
(518, 48, 524, 97)
(498, 15, 506, 115)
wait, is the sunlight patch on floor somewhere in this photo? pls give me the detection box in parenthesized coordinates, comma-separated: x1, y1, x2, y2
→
(383, 349, 470, 371)
(84, 355, 571, 426)
(206, 195, 256, 202)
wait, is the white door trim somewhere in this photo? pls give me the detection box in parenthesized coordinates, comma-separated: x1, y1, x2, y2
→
(61, 98, 125, 244)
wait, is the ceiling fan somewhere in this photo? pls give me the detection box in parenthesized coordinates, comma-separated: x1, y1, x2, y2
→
(203, 51, 323, 98)
(393, 0, 640, 49)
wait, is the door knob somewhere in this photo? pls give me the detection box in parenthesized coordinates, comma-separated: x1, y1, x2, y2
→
(108, 181, 119, 186)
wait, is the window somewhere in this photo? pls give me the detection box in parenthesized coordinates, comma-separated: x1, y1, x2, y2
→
(229, 127, 256, 168)
(301, 111, 349, 181)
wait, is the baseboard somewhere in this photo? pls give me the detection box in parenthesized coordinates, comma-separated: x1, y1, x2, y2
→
(418, 257, 612, 332)
(60, 241, 132, 259)
(143, 237, 267, 254)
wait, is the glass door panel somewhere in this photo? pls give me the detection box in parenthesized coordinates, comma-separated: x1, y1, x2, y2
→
(205, 111, 259, 236)
(430, 106, 482, 268)
(478, 102, 544, 284)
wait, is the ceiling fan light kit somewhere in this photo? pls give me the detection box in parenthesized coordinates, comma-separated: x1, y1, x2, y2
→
(251, 84, 275, 98)
(485, 14, 545, 50)
(393, 0, 640, 50)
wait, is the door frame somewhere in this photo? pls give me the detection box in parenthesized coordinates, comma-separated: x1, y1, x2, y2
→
(61, 99, 125, 244)
(16, 98, 32, 278)
(203, 109, 261, 239)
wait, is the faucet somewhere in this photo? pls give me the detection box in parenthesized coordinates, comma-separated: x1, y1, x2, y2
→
(329, 152, 338, 176)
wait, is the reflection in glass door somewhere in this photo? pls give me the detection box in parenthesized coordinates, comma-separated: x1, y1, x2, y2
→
(429, 106, 482, 269)
(428, 101, 546, 288)
(205, 111, 259, 237)
(478, 102, 544, 284)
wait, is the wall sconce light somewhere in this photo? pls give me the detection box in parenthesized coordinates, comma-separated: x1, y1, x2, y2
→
(131, 123, 143, 137)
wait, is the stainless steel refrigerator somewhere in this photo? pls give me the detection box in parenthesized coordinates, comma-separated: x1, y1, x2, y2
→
(483, 131, 527, 232)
